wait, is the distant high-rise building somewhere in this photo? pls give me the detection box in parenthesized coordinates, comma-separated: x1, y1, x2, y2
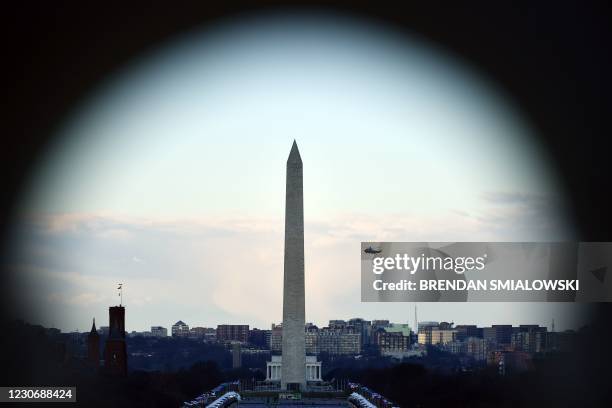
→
(483, 325, 513, 348)
(372, 320, 390, 331)
(248, 328, 269, 348)
(189, 327, 209, 339)
(263, 329, 272, 349)
(305, 330, 317, 355)
(511, 325, 547, 353)
(417, 321, 439, 332)
(202, 327, 217, 342)
(455, 325, 482, 341)
(171, 321, 190, 337)
(305, 322, 317, 329)
(328, 320, 347, 331)
(435, 329, 457, 344)
(151, 326, 168, 337)
(418, 327, 457, 345)
(127, 330, 152, 338)
(439, 321, 454, 330)
(315, 328, 361, 355)
(270, 323, 283, 352)
(348, 318, 372, 346)
(482, 327, 495, 343)
(374, 329, 410, 352)
(87, 318, 100, 369)
(104, 306, 127, 376)
(216, 325, 249, 343)
(494, 325, 513, 346)
(384, 323, 412, 337)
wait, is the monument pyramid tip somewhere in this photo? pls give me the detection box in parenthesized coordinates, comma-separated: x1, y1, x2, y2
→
(288, 140, 302, 163)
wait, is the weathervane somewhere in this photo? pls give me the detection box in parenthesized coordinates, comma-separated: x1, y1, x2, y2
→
(117, 283, 123, 306)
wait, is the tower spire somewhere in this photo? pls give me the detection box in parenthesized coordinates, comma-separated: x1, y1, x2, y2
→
(87, 317, 100, 369)
(287, 140, 302, 164)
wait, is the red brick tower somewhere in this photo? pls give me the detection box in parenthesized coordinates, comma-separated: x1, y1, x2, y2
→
(104, 306, 127, 376)
(87, 318, 100, 369)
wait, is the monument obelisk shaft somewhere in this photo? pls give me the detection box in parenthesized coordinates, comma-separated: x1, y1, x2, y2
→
(281, 141, 306, 390)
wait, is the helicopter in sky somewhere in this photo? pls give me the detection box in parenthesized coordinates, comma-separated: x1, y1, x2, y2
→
(364, 246, 382, 254)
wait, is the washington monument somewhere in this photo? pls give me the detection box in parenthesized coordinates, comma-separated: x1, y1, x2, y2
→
(281, 140, 306, 390)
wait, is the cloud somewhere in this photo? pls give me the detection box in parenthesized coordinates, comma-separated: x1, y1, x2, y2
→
(48, 292, 104, 306)
(6, 200, 573, 331)
(476, 191, 574, 240)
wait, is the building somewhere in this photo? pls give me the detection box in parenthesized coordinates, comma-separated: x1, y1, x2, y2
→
(217, 325, 249, 343)
(384, 323, 412, 337)
(266, 355, 322, 383)
(98, 326, 110, 336)
(317, 329, 361, 355)
(128, 330, 152, 338)
(455, 325, 482, 341)
(433, 329, 457, 344)
(374, 329, 410, 352)
(444, 340, 463, 355)
(417, 321, 439, 332)
(328, 320, 348, 331)
(372, 320, 390, 331)
(348, 318, 372, 346)
(172, 321, 190, 337)
(151, 326, 168, 337)
(264, 329, 272, 349)
(301, 323, 362, 356)
(104, 306, 127, 376)
(483, 325, 513, 348)
(511, 325, 547, 353)
(418, 327, 457, 345)
(87, 318, 100, 369)
(202, 327, 217, 342)
(305, 330, 317, 355)
(189, 327, 209, 339)
(439, 321, 455, 330)
(249, 328, 269, 348)
(270, 323, 283, 352)
(305, 322, 318, 332)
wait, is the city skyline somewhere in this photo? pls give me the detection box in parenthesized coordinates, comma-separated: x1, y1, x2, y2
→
(50, 310, 571, 335)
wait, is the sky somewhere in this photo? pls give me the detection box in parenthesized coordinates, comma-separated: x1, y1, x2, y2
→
(8, 12, 591, 332)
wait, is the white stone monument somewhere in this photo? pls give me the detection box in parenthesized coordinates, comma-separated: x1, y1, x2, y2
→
(281, 141, 307, 391)
(265, 141, 321, 391)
